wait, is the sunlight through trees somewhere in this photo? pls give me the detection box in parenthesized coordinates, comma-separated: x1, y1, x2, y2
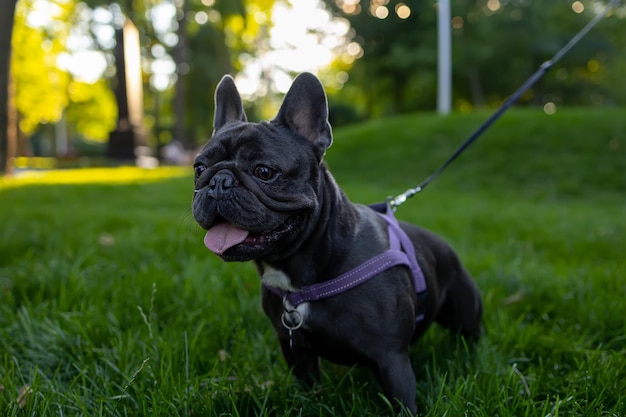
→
(1, 0, 625, 173)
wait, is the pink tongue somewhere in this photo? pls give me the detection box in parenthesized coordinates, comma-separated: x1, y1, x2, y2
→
(204, 223, 249, 255)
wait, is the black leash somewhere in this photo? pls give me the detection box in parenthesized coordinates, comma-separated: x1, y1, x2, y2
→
(389, 0, 621, 210)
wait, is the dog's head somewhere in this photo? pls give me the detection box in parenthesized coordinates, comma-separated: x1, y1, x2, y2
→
(192, 73, 333, 262)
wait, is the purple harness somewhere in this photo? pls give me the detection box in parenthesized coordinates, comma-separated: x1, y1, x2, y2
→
(264, 203, 428, 323)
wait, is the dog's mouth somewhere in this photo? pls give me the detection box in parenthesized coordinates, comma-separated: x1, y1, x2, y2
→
(203, 215, 301, 258)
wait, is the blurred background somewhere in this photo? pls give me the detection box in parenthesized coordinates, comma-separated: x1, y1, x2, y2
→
(1, 0, 625, 174)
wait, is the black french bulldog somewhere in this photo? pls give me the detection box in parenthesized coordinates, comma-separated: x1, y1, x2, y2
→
(192, 72, 482, 414)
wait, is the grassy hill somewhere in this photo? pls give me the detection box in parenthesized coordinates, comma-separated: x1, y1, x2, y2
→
(1, 108, 624, 416)
(327, 107, 626, 200)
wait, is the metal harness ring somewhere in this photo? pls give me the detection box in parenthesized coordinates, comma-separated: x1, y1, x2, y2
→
(281, 309, 303, 331)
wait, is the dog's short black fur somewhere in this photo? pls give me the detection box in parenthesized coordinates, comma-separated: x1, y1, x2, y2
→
(192, 73, 483, 414)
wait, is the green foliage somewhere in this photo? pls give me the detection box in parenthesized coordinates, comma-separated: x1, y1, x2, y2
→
(5, 0, 279, 152)
(184, 18, 234, 141)
(323, 0, 626, 116)
(11, 0, 72, 134)
(10, 0, 117, 142)
(65, 79, 117, 142)
(449, 0, 617, 108)
(325, 0, 438, 116)
(182, 0, 276, 140)
(1, 109, 625, 415)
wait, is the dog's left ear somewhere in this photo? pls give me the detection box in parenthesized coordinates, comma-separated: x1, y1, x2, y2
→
(273, 73, 332, 160)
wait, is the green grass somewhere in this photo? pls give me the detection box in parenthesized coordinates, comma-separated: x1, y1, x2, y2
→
(1, 108, 625, 416)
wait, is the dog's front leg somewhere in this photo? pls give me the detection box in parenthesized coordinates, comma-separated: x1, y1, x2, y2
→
(278, 336, 321, 387)
(262, 290, 321, 386)
(376, 352, 417, 415)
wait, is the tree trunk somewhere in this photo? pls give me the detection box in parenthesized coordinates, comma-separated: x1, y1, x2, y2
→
(173, 0, 190, 149)
(467, 65, 485, 108)
(0, 0, 18, 175)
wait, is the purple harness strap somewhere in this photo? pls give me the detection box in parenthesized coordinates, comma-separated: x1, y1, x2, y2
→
(264, 203, 427, 322)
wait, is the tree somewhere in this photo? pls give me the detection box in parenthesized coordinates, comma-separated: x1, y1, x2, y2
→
(0, 0, 18, 175)
(11, 0, 73, 137)
(323, 0, 626, 116)
(323, 0, 439, 116)
(448, 0, 617, 108)
(175, 0, 276, 148)
(82, 0, 276, 150)
(9, 0, 117, 159)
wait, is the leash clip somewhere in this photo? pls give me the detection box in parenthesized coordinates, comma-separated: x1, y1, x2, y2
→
(388, 186, 423, 211)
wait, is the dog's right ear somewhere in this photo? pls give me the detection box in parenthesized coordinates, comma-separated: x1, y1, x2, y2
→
(213, 75, 247, 132)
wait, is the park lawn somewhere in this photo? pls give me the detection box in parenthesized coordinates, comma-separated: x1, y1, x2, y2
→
(0, 108, 625, 416)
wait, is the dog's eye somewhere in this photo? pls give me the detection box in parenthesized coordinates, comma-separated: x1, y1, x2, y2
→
(254, 165, 276, 181)
(194, 163, 207, 178)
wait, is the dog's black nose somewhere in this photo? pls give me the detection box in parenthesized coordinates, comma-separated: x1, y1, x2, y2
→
(207, 169, 238, 199)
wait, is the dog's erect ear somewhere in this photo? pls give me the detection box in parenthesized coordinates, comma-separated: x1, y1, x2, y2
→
(273, 73, 332, 160)
(213, 75, 247, 132)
